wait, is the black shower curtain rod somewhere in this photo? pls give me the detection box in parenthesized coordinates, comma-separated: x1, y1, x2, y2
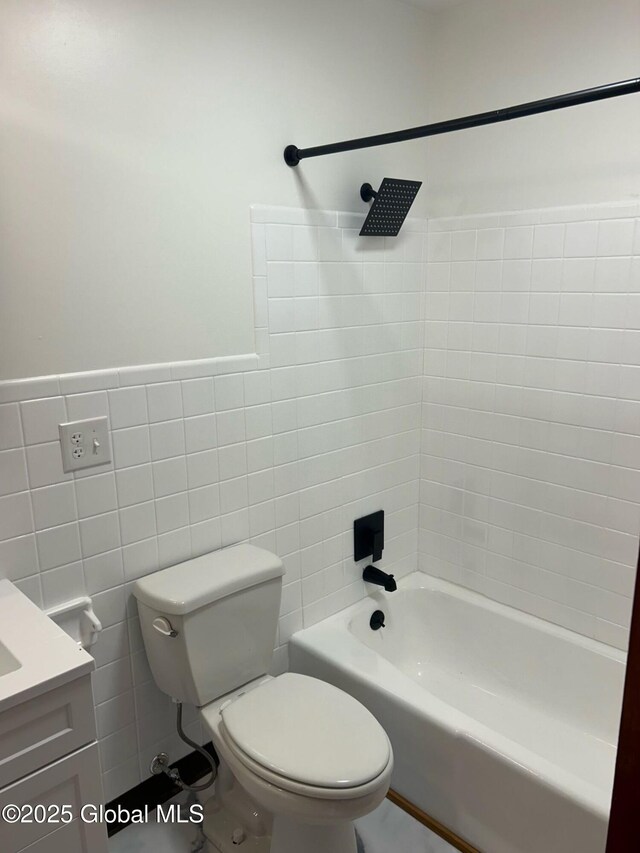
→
(283, 77, 640, 167)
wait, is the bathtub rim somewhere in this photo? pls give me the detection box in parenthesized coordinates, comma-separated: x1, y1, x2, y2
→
(289, 570, 626, 823)
(356, 572, 624, 662)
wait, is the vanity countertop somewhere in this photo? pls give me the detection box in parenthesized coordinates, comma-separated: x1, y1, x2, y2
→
(0, 579, 94, 714)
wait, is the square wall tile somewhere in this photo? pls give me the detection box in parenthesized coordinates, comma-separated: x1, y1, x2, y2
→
(217, 410, 246, 446)
(66, 391, 109, 421)
(533, 224, 564, 258)
(156, 493, 189, 534)
(108, 388, 148, 429)
(119, 502, 156, 546)
(41, 561, 85, 608)
(149, 420, 185, 461)
(152, 457, 187, 498)
(76, 473, 118, 518)
(220, 477, 248, 514)
(0, 533, 39, 581)
(13, 575, 43, 608)
(293, 226, 318, 262)
(267, 263, 295, 298)
(0, 404, 23, 450)
(146, 383, 183, 423)
(37, 522, 81, 570)
(266, 225, 293, 261)
(564, 221, 598, 258)
(21, 397, 66, 445)
(504, 226, 534, 259)
(84, 549, 125, 594)
(112, 427, 151, 469)
(188, 485, 220, 525)
(79, 512, 121, 558)
(598, 219, 636, 256)
(158, 527, 191, 569)
(116, 465, 154, 508)
(0, 448, 28, 497)
(25, 442, 71, 489)
(122, 537, 158, 582)
(244, 371, 271, 407)
(32, 482, 77, 530)
(191, 518, 221, 556)
(184, 415, 217, 454)
(475, 229, 504, 261)
(182, 378, 214, 417)
(0, 492, 33, 541)
(451, 230, 476, 261)
(186, 449, 219, 489)
(214, 375, 244, 411)
(218, 443, 247, 481)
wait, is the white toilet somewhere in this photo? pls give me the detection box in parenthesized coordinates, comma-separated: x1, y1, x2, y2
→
(133, 543, 393, 853)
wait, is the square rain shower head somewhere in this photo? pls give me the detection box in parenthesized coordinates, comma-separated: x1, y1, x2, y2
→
(359, 178, 422, 237)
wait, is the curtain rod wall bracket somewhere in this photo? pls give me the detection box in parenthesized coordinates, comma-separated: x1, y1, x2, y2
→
(284, 145, 301, 167)
(283, 77, 640, 167)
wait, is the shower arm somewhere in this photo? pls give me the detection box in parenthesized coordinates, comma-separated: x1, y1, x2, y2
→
(283, 76, 640, 166)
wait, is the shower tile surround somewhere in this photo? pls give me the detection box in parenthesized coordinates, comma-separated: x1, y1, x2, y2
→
(0, 200, 638, 799)
(420, 202, 640, 651)
(0, 205, 425, 799)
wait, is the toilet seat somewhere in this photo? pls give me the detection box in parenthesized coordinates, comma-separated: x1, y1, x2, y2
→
(218, 719, 392, 801)
(202, 673, 392, 798)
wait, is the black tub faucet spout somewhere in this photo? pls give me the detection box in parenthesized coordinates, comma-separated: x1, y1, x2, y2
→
(363, 565, 397, 592)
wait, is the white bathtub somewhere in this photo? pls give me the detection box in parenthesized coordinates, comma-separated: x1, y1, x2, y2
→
(289, 572, 626, 853)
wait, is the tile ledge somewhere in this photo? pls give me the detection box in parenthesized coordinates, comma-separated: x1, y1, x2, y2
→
(427, 198, 640, 231)
(0, 354, 260, 402)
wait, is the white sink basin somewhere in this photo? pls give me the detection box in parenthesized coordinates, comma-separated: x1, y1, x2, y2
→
(0, 640, 20, 677)
(0, 580, 93, 713)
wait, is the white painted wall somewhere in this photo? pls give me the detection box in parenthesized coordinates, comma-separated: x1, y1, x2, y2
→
(425, 0, 640, 216)
(0, 0, 432, 380)
(4, 0, 638, 380)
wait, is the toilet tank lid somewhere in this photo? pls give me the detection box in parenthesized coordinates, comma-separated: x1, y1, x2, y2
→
(133, 545, 284, 615)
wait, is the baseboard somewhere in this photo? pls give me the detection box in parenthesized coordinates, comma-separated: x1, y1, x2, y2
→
(105, 742, 218, 837)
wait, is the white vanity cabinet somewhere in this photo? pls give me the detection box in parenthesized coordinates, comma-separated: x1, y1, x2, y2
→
(0, 677, 96, 789)
(0, 739, 106, 853)
(0, 582, 108, 853)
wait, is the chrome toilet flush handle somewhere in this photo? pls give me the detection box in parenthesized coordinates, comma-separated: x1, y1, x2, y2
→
(152, 617, 178, 638)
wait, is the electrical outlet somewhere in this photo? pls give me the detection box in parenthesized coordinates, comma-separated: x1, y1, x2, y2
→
(59, 417, 111, 472)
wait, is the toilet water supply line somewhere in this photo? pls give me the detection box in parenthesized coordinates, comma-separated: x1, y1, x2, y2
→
(150, 703, 217, 792)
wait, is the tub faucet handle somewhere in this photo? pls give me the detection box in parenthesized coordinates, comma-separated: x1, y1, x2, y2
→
(354, 510, 385, 563)
(372, 530, 383, 563)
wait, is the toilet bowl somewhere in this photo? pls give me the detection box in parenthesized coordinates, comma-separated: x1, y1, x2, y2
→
(132, 544, 393, 853)
(201, 673, 393, 853)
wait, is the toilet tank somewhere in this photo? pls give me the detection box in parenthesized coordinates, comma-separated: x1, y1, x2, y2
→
(133, 544, 284, 706)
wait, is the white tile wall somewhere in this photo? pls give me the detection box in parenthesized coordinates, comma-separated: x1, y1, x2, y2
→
(0, 204, 425, 800)
(421, 204, 640, 652)
(2, 200, 638, 800)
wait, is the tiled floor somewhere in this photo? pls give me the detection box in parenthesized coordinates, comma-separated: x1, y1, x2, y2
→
(108, 816, 197, 853)
(108, 794, 455, 853)
(356, 798, 455, 853)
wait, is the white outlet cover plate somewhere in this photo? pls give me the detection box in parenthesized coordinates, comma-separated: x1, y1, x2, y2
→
(59, 416, 111, 472)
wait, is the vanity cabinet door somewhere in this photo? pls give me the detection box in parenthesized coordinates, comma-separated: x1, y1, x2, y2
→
(19, 819, 98, 853)
(0, 675, 95, 789)
(0, 742, 108, 853)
